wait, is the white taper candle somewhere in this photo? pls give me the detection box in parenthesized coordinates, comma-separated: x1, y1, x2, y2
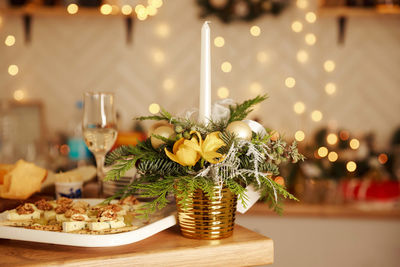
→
(199, 21, 211, 125)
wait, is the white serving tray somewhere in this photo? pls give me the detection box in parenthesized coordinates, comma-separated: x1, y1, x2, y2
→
(0, 199, 177, 247)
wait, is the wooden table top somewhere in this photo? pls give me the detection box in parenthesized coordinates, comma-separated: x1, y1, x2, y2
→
(246, 202, 400, 220)
(0, 225, 273, 267)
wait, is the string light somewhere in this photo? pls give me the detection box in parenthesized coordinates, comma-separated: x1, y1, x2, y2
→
(328, 151, 338, 162)
(257, 51, 269, 63)
(217, 86, 229, 99)
(295, 130, 305, 142)
(163, 78, 175, 91)
(339, 130, 350, 141)
(378, 153, 388, 164)
(136, 5, 148, 20)
(149, 103, 160, 114)
(147, 5, 158, 16)
(346, 161, 357, 172)
(297, 50, 308, 63)
(249, 82, 262, 94)
(13, 89, 25, 101)
(100, 4, 112, 15)
(250, 26, 261, 37)
(214, 36, 225, 48)
(305, 33, 317, 45)
(327, 133, 338, 145)
(349, 139, 360, 150)
(293, 101, 305, 114)
(8, 65, 19, 76)
(325, 83, 336, 95)
(291, 21, 303, 33)
(305, 12, 316, 23)
(121, 5, 133, 15)
(324, 60, 336, 72)
(152, 49, 165, 64)
(285, 77, 296, 88)
(5, 35, 16, 46)
(317, 147, 328, 158)
(148, 0, 163, 8)
(156, 23, 170, 38)
(67, 3, 78, 14)
(296, 0, 308, 9)
(311, 110, 323, 122)
(111, 5, 120, 15)
(221, 61, 232, 73)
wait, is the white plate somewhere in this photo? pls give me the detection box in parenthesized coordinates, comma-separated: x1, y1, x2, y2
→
(0, 199, 177, 247)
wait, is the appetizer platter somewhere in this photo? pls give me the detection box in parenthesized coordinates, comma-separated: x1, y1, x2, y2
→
(0, 197, 177, 247)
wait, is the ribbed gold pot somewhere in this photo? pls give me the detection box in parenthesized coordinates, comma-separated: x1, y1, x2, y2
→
(175, 187, 237, 240)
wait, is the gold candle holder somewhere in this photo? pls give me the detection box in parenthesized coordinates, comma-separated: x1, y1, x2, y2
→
(176, 187, 237, 240)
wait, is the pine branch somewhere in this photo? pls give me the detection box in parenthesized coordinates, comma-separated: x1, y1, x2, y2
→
(105, 145, 135, 166)
(228, 94, 268, 123)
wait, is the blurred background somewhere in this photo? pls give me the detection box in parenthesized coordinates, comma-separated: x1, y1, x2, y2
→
(0, 0, 399, 266)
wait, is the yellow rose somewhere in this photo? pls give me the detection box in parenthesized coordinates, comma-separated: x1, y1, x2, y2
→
(164, 137, 200, 166)
(184, 131, 225, 164)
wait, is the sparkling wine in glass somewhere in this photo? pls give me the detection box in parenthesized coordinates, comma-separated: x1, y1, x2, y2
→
(82, 92, 117, 194)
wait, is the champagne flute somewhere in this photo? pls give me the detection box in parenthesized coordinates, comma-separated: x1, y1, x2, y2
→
(82, 92, 117, 195)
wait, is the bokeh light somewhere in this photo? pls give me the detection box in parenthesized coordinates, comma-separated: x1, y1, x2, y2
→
(285, 77, 296, 88)
(318, 147, 328, 158)
(346, 161, 357, 172)
(305, 33, 317, 45)
(5, 35, 16, 46)
(221, 61, 232, 73)
(324, 60, 336, 72)
(8, 65, 19, 76)
(295, 130, 305, 142)
(121, 5, 133, 15)
(297, 50, 309, 63)
(249, 82, 262, 94)
(327, 133, 338, 145)
(149, 103, 160, 114)
(291, 21, 303, 33)
(305, 12, 317, 23)
(349, 139, 360, 150)
(67, 4, 78, 14)
(250, 26, 261, 36)
(325, 83, 336, 95)
(339, 130, 350, 141)
(13, 89, 25, 101)
(163, 78, 175, 91)
(378, 153, 388, 164)
(328, 151, 338, 162)
(100, 4, 112, 15)
(293, 101, 305, 114)
(311, 110, 323, 122)
(217, 86, 229, 99)
(214, 36, 225, 48)
(257, 51, 269, 63)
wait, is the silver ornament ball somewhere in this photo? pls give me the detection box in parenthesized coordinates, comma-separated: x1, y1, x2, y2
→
(226, 121, 252, 140)
(150, 125, 175, 149)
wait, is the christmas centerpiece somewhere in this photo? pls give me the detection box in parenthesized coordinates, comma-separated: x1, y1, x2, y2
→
(105, 22, 303, 239)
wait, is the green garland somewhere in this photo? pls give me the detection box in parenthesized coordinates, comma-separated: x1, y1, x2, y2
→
(105, 95, 303, 217)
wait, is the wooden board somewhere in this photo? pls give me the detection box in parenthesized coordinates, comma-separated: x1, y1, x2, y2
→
(0, 225, 273, 267)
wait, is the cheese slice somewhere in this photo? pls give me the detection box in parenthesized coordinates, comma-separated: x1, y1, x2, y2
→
(62, 221, 87, 232)
(88, 220, 126, 231)
(44, 210, 56, 221)
(56, 214, 68, 222)
(7, 210, 40, 221)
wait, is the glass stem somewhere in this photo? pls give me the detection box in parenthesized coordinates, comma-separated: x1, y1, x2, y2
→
(94, 153, 105, 196)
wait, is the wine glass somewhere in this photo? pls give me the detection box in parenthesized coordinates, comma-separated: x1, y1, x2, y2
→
(82, 92, 117, 195)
